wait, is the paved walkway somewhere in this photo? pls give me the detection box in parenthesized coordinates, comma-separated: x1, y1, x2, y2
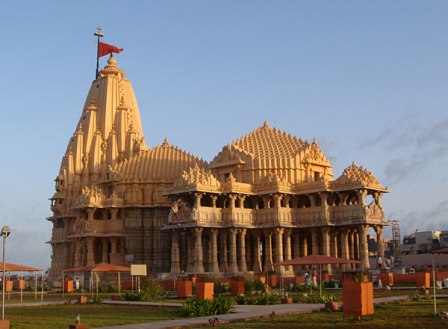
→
(95, 295, 413, 329)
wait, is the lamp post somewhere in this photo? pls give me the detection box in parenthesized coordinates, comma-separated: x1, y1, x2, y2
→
(1, 226, 11, 320)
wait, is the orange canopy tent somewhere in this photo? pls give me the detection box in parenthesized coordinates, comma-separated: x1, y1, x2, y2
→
(2, 262, 42, 272)
(63, 262, 131, 296)
(274, 255, 362, 296)
(1, 262, 44, 302)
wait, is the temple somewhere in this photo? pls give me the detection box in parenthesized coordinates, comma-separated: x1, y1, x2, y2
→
(47, 56, 389, 283)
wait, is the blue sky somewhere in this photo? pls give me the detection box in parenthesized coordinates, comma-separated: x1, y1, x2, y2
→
(1, 1, 447, 270)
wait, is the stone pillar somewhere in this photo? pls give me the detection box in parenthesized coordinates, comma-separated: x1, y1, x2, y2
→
(340, 230, 350, 271)
(262, 196, 271, 209)
(210, 195, 218, 208)
(274, 194, 282, 208)
(102, 238, 109, 263)
(209, 229, 219, 273)
(246, 232, 252, 270)
(349, 230, 355, 260)
(86, 237, 95, 265)
(308, 194, 317, 207)
(193, 227, 204, 273)
(228, 194, 237, 209)
(238, 229, 247, 272)
(284, 229, 292, 273)
(310, 228, 319, 255)
(219, 231, 228, 272)
(228, 228, 238, 274)
(375, 225, 385, 269)
(186, 233, 194, 273)
(74, 240, 82, 267)
(110, 208, 118, 220)
(300, 232, 308, 257)
(292, 230, 300, 258)
(252, 231, 263, 273)
(321, 227, 331, 273)
(263, 229, 274, 272)
(238, 195, 246, 208)
(274, 228, 284, 273)
(358, 225, 370, 270)
(354, 231, 360, 260)
(170, 230, 181, 274)
(330, 230, 339, 271)
(194, 192, 203, 208)
(86, 208, 95, 221)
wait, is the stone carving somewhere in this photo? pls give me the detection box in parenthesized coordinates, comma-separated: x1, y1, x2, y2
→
(169, 200, 192, 223)
(303, 140, 331, 166)
(174, 165, 221, 188)
(259, 171, 288, 186)
(73, 217, 85, 233)
(335, 162, 383, 188)
(365, 202, 384, 221)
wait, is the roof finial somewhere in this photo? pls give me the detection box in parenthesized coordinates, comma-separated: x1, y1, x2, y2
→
(162, 137, 170, 146)
(263, 120, 270, 128)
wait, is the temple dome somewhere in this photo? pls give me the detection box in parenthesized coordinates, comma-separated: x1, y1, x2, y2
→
(118, 139, 207, 183)
(229, 121, 310, 160)
(210, 122, 333, 184)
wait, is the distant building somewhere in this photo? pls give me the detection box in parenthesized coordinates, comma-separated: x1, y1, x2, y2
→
(401, 230, 441, 255)
(440, 231, 448, 248)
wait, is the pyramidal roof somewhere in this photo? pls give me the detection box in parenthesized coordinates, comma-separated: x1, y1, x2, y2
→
(334, 162, 385, 190)
(118, 138, 207, 182)
(231, 121, 310, 159)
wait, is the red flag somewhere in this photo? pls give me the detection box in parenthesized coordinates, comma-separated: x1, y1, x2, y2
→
(98, 42, 124, 57)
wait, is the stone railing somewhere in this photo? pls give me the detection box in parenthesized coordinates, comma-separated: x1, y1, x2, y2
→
(84, 219, 124, 234)
(294, 208, 328, 226)
(256, 208, 293, 226)
(52, 228, 65, 241)
(193, 207, 223, 226)
(331, 204, 385, 224)
(222, 208, 254, 226)
(331, 205, 364, 223)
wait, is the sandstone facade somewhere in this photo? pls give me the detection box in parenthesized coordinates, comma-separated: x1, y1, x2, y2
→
(47, 56, 389, 283)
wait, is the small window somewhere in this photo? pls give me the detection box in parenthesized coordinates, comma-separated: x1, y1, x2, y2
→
(314, 172, 320, 181)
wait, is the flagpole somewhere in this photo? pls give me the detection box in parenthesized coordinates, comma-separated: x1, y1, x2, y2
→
(94, 26, 104, 79)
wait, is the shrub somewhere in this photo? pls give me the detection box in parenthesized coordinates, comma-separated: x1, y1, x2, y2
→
(99, 285, 118, 293)
(182, 296, 233, 317)
(214, 282, 230, 294)
(91, 296, 102, 304)
(123, 279, 167, 302)
(234, 293, 279, 305)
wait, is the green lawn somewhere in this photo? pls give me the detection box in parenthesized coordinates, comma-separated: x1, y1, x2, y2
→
(215, 299, 448, 329)
(6, 304, 182, 329)
(3, 291, 448, 329)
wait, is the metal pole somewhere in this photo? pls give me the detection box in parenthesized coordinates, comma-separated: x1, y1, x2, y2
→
(94, 26, 104, 79)
(432, 255, 437, 316)
(2, 236, 6, 320)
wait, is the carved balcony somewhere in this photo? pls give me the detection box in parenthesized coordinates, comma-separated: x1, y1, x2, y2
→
(331, 204, 385, 224)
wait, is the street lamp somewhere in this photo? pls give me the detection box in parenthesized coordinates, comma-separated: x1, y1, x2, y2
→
(1, 226, 11, 320)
